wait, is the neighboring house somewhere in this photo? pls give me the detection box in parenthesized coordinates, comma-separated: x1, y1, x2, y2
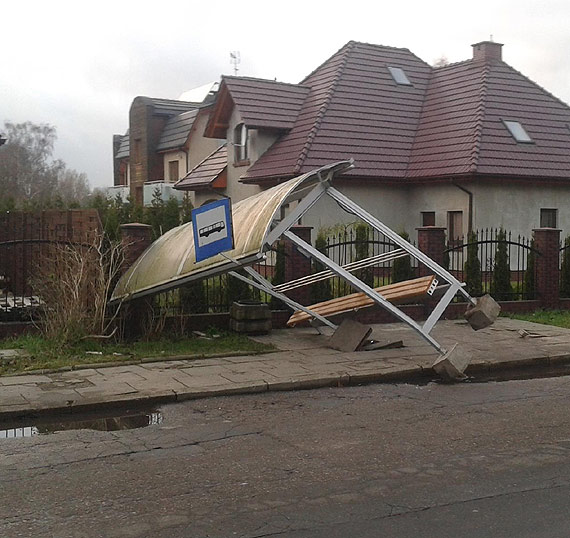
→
(112, 94, 223, 206)
(176, 40, 570, 241)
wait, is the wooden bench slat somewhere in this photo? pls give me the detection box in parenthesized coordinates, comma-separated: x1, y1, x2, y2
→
(287, 275, 435, 327)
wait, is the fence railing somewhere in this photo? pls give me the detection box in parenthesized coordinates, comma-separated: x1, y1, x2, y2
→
(445, 229, 537, 301)
(323, 225, 417, 298)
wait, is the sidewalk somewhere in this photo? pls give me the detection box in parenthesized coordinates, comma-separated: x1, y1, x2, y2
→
(1, 318, 570, 420)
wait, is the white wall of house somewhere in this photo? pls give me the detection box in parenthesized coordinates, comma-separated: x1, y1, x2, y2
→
(301, 183, 410, 237)
(188, 113, 225, 172)
(226, 109, 267, 202)
(471, 182, 570, 240)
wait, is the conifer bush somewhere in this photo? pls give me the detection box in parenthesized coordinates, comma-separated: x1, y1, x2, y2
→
(464, 231, 483, 296)
(392, 231, 414, 283)
(559, 236, 570, 298)
(311, 231, 332, 302)
(490, 229, 513, 300)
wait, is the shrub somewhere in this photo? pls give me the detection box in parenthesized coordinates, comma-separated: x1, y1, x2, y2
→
(311, 231, 332, 302)
(490, 229, 513, 301)
(354, 222, 374, 288)
(464, 231, 483, 296)
(524, 238, 537, 299)
(32, 235, 124, 344)
(392, 231, 414, 283)
(560, 236, 570, 298)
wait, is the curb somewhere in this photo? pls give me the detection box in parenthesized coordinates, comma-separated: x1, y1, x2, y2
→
(3, 353, 570, 423)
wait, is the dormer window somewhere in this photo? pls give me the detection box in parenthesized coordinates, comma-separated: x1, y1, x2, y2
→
(233, 122, 248, 164)
(503, 120, 533, 143)
(388, 66, 412, 86)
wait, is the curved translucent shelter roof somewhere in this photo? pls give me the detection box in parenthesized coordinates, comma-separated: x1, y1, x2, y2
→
(110, 161, 352, 303)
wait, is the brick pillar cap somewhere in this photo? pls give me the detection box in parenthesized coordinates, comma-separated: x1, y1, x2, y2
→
(533, 228, 561, 232)
(416, 226, 446, 231)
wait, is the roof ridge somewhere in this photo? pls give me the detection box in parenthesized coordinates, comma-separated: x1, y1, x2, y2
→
(469, 64, 491, 173)
(293, 42, 354, 173)
(499, 62, 570, 110)
(222, 75, 308, 89)
(405, 66, 435, 177)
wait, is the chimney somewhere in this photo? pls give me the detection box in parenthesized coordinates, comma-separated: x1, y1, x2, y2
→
(472, 41, 503, 62)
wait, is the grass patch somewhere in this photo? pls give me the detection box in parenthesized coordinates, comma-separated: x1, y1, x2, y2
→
(0, 331, 275, 376)
(505, 310, 570, 329)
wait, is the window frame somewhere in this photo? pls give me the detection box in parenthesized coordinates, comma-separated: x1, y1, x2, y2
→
(421, 211, 436, 227)
(233, 122, 249, 164)
(540, 208, 558, 228)
(447, 210, 463, 246)
(387, 66, 412, 86)
(503, 120, 533, 144)
(168, 160, 180, 182)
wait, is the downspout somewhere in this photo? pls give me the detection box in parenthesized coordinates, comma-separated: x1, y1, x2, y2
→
(453, 182, 473, 235)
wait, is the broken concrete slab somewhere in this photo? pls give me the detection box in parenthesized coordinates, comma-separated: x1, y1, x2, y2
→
(327, 319, 372, 352)
(464, 294, 501, 331)
(432, 344, 469, 381)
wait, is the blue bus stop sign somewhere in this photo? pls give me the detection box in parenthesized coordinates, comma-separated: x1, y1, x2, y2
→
(192, 198, 234, 263)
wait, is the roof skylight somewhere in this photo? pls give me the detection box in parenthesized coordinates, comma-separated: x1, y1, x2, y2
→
(503, 121, 533, 143)
(388, 66, 412, 86)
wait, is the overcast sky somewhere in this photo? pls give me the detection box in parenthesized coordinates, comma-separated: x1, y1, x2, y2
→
(2, 0, 569, 190)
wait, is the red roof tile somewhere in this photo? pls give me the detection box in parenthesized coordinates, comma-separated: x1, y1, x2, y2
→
(243, 42, 431, 182)
(221, 77, 310, 130)
(174, 145, 227, 191)
(206, 40, 570, 184)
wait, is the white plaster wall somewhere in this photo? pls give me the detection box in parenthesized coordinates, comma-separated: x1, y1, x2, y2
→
(301, 183, 410, 237)
(225, 109, 265, 202)
(471, 182, 570, 239)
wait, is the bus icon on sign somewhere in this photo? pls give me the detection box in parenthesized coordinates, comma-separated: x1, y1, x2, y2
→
(199, 221, 225, 238)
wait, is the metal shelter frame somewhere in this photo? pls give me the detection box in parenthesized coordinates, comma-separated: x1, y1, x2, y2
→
(228, 161, 476, 356)
(112, 160, 478, 357)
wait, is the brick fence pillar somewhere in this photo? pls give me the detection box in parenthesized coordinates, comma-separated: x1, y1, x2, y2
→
(119, 223, 153, 274)
(283, 226, 312, 305)
(119, 223, 153, 339)
(533, 227, 560, 309)
(416, 227, 446, 276)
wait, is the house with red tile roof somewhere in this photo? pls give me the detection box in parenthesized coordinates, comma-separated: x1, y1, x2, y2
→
(175, 40, 570, 241)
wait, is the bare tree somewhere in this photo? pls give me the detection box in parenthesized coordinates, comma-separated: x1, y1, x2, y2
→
(433, 55, 450, 68)
(0, 121, 90, 207)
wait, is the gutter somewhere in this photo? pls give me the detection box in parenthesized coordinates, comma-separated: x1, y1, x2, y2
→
(453, 182, 473, 235)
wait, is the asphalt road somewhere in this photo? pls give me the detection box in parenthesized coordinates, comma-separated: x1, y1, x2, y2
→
(2, 375, 570, 537)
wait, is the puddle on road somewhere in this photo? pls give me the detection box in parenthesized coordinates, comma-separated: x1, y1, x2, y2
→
(0, 408, 162, 440)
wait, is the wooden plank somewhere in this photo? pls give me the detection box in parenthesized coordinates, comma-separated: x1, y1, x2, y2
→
(287, 275, 435, 327)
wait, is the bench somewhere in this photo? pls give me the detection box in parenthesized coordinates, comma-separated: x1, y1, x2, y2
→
(287, 275, 436, 327)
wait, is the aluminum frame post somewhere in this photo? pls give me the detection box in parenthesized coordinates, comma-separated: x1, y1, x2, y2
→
(283, 230, 446, 354)
(228, 268, 337, 330)
(264, 181, 328, 247)
(326, 186, 475, 305)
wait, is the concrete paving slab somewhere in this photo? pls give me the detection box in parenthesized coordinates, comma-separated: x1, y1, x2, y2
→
(2, 319, 570, 419)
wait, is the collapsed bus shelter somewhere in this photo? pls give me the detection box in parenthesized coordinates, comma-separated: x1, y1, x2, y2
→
(111, 161, 499, 378)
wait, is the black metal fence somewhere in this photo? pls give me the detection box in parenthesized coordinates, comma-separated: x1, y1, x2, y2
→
(445, 228, 537, 301)
(322, 224, 417, 298)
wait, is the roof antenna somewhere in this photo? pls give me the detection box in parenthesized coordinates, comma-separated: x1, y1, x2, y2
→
(230, 51, 241, 76)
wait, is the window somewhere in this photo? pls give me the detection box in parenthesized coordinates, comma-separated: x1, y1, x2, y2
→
(421, 211, 435, 227)
(503, 121, 533, 143)
(540, 208, 557, 228)
(233, 123, 248, 163)
(447, 211, 463, 245)
(168, 160, 179, 182)
(388, 66, 412, 86)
